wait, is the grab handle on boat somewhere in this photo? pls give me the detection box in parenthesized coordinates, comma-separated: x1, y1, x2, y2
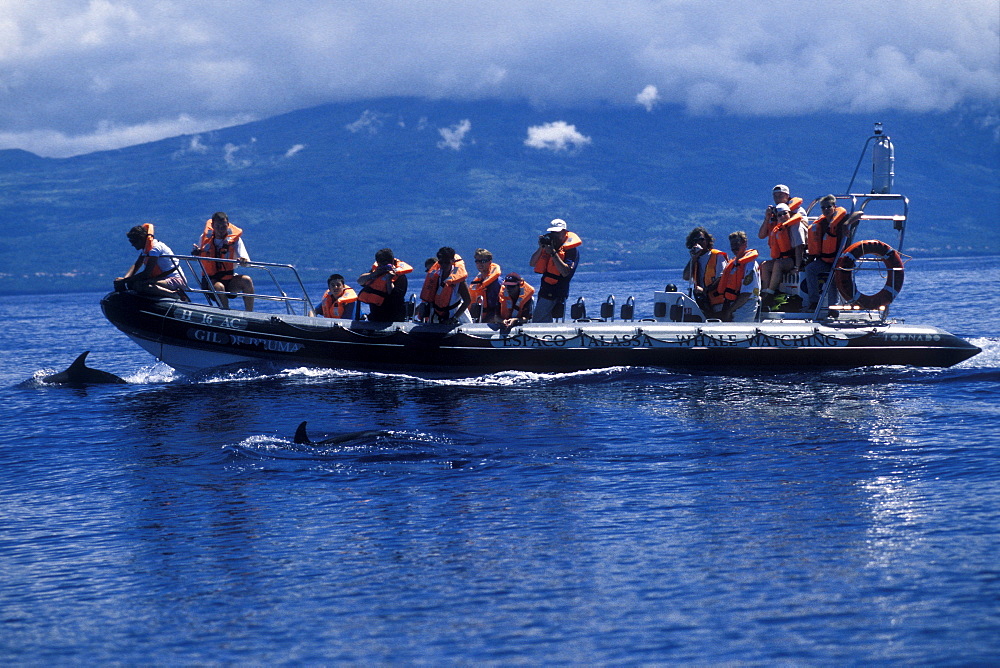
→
(621, 296, 635, 321)
(469, 297, 483, 322)
(601, 295, 615, 320)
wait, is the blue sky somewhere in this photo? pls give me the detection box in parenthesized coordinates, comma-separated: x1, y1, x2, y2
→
(1, 0, 997, 157)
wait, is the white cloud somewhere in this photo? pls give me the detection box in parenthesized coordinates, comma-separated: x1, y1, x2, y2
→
(636, 85, 659, 112)
(186, 135, 209, 154)
(285, 143, 306, 157)
(223, 137, 256, 167)
(524, 121, 591, 152)
(0, 114, 252, 158)
(0, 0, 995, 156)
(437, 119, 471, 150)
(345, 110, 388, 134)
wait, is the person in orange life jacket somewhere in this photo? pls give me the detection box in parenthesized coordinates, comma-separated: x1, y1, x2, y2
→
(311, 274, 358, 318)
(115, 224, 189, 300)
(499, 272, 535, 327)
(758, 202, 807, 308)
(358, 247, 413, 322)
(420, 246, 472, 323)
(191, 211, 255, 311)
(759, 185, 806, 291)
(766, 184, 805, 218)
(470, 248, 502, 323)
(530, 218, 581, 323)
(803, 194, 849, 313)
(682, 226, 728, 317)
(717, 230, 761, 323)
(412, 257, 437, 321)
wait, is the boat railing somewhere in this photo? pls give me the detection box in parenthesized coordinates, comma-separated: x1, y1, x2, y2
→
(800, 193, 908, 321)
(171, 254, 315, 316)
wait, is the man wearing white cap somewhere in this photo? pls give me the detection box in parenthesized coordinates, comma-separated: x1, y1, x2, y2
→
(529, 218, 582, 322)
(764, 184, 805, 223)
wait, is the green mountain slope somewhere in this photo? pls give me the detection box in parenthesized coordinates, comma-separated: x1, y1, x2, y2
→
(0, 99, 995, 294)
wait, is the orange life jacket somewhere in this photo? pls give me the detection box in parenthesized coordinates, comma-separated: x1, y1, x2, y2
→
(132, 223, 163, 276)
(763, 196, 804, 227)
(141, 223, 155, 253)
(807, 207, 848, 264)
(423, 255, 468, 286)
(420, 259, 468, 321)
(697, 249, 728, 306)
(358, 259, 414, 305)
(470, 262, 501, 303)
(767, 212, 805, 260)
(319, 286, 358, 318)
(533, 231, 582, 285)
(718, 249, 759, 302)
(197, 221, 244, 281)
(498, 281, 535, 319)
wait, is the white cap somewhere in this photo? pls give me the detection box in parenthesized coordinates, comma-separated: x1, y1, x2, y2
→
(774, 203, 791, 213)
(546, 218, 568, 232)
(772, 184, 790, 194)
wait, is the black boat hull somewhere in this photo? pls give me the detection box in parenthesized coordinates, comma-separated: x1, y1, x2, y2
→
(101, 292, 981, 375)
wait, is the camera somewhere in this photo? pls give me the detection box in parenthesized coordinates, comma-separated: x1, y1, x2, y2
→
(539, 234, 551, 247)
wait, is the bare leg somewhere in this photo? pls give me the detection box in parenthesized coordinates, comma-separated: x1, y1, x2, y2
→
(212, 280, 231, 309)
(767, 258, 794, 292)
(230, 275, 255, 311)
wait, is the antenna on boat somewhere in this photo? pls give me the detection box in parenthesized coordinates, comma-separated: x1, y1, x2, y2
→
(846, 122, 895, 195)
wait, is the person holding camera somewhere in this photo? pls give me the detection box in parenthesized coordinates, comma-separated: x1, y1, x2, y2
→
(682, 226, 728, 317)
(358, 247, 413, 322)
(529, 218, 582, 322)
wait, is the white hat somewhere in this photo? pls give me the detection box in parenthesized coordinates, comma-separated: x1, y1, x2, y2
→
(772, 184, 790, 194)
(546, 218, 568, 232)
(774, 203, 791, 213)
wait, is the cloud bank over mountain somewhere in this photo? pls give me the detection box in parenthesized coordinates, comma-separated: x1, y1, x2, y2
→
(1, 0, 997, 156)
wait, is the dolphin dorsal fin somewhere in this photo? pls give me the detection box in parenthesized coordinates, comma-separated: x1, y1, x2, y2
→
(69, 351, 91, 369)
(293, 421, 311, 445)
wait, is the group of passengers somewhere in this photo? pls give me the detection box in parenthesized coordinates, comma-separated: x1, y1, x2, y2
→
(321, 217, 580, 325)
(115, 215, 580, 325)
(116, 187, 847, 325)
(115, 212, 256, 310)
(684, 185, 851, 321)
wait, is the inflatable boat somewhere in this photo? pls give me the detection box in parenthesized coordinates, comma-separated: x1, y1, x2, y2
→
(101, 127, 980, 374)
(101, 288, 979, 374)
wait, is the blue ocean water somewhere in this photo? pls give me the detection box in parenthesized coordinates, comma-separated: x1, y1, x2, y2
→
(1, 258, 998, 664)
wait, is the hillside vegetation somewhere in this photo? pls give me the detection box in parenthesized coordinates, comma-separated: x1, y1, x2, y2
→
(0, 100, 995, 294)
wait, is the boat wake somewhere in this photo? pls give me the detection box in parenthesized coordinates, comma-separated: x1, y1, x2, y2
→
(222, 429, 475, 470)
(172, 362, 637, 388)
(126, 335, 999, 390)
(417, 366, 632, 387)
(123, 362, 177, 384)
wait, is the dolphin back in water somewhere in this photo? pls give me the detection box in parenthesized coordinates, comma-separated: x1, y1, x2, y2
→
(293, 421, 388, 446)
(41, 351, 127, 385)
